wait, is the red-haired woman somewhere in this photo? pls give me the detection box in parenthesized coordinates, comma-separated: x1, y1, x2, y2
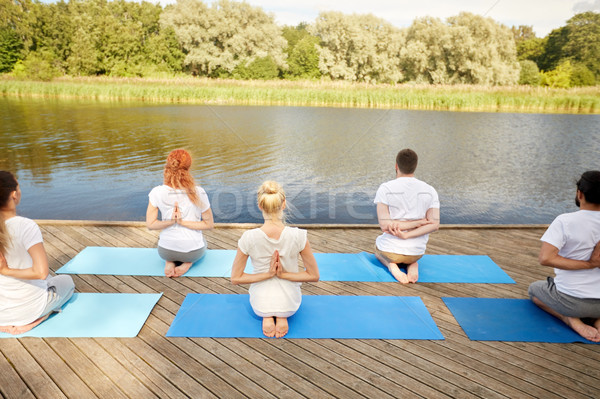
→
(0, 171, 75, 335)
(146, 149, 214, 277)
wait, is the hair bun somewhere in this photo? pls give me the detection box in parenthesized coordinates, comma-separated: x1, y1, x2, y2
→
(262, 181, 280, 195)
(166, 149, 191, 171)
(167, 159, 180, 168)
(257, 181, 285, 215)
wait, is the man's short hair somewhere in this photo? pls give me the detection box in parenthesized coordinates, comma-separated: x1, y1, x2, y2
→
(396, 149, 418, 174)
(577, 171, 600, 204)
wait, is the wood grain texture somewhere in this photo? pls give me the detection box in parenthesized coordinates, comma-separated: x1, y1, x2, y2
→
(1, 224, 598, 399)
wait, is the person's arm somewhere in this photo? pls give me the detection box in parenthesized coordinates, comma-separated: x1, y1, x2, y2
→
(146, 201, 176, 230)
(539, 241, 600, 270)
(230, 248, 277, 285)
(177, 208, 215, 231)
(376, 203, 431, 234)
(277, 240, 320, 282)
(393, 207, 440, 239)
(0, 243, 49, 280)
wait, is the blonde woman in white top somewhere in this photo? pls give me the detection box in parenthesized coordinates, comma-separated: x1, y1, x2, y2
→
(231, 181, 319, 338)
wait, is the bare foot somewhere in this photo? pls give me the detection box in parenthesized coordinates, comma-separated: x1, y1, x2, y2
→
(275, 317, 289, 338)
(594, 319, 600, 338)
(388, 263, 409, 284)
(0, 314, 50, 335)
(262, 317, 275, 337)
(375, 252, 409, 284)
(173, 262, 193, 277)
(164, 261, 176, 277)
(565, 317, 600, 342)
(531, 297, 600, 342)
(406, 262, 419, 283)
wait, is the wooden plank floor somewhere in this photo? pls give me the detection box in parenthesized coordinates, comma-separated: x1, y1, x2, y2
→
(1, 224, 599, 398)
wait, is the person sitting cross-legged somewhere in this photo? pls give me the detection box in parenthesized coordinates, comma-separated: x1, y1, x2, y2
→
(529, 170, 600, 342)
(373, 149, 440, 283)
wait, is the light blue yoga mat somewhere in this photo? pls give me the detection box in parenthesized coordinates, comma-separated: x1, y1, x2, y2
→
(57, 247, 250, 277)
(443, 297, 600, 344)
(166, 294, 444, 339)
(58, 247, 513, 284)
(316, 252, 515, 283)
(0, 293, 162, 338)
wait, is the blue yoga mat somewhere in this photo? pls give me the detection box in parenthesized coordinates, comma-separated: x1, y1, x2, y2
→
(443, 297, 600, 344)
(166, 294, 444, 339)
(57, 247, 250, 277)
(59, 247, 513, 284)
(0, 293, 162, 338)
(316, 252, 515, 283)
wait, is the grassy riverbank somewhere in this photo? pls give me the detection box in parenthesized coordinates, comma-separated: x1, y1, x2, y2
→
(1, 76, 599, 113)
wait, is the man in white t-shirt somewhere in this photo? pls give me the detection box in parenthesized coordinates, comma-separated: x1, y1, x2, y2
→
(373, 149, 440, 283)
(529, 171, 600, 342)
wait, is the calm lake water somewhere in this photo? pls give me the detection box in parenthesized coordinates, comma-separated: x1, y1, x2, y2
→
(2, 97, 599, 224)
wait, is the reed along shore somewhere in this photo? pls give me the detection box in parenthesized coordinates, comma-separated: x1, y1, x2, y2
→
(1, 76, 599, 114)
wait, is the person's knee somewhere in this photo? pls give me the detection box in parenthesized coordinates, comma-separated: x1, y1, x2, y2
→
(528, 280, 544, 299)
(60, 275, 75, 293)
(527, 283, 535, 299)
(48, 275, 75, 293)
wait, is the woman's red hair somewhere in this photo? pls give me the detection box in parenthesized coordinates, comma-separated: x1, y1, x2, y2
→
(163, 149, 201, 206)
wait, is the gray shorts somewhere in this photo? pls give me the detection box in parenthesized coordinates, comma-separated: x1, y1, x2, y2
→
(40, 275, 75, 317)
(528, 277, 600, 318)
(158, 245, 206, 264)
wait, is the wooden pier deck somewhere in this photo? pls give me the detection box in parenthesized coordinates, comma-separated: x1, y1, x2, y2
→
(1, 223, 599, 399)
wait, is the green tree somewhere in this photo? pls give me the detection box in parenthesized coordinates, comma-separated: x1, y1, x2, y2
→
(161, 0, 287, 77)
(540, 60, 572, 88)
(511, 25, 536, 43)
(0, 0, 36, 72)
(287, 35, 321, 79)
(13, 48, 61, 80)
(516, 37, 546, 63)
(400, 17, 450, 84)
(538, 26, 569, 72)
(0, 26, 24, 72)
(570, 62, 596, 86)
(447, 12, 519, 85)
(282, 23, 310, 52)
(512, 25, 545, 63)
(65, 0, 106, 75)
(60, 0, 184, 76)
(282, 23, 321, 79)
(402, 13, 519, 85)
(310, 11, 404, 83)
(536, 12, 600, 84)
(144, 27, 185, 73)
(233, 56, 279, 80)
(29, 1, 72, 66)
(102, 0, 146, 75)
(518, 60, 540, 85)
(0, 0, 36, 51)
(562, 12, 600, 78)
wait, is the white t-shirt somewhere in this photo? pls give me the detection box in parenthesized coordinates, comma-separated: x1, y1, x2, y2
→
(149, 185, 211, 252)
(374, 177, 440, 255)
(0, 216, 49, 326)
(238, 226, 307, 315)
(540, 209, 600, 299)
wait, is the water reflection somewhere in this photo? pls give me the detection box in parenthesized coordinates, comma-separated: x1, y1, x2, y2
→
(2, 97, 598, 224)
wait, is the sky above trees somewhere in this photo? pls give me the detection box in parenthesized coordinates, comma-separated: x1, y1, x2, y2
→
(156, 0, 600, 37)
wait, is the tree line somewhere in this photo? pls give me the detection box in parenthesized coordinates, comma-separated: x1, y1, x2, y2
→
(1, 0, 598, 87)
